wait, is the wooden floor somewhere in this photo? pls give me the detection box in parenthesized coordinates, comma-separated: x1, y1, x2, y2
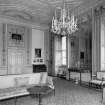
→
(0, 77, 104, 105)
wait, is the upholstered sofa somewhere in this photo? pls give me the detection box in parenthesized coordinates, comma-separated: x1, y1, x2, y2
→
(0, 72, 47, 100)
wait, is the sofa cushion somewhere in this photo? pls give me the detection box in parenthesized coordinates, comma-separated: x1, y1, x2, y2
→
(39, 72, 48, 85)
(0, 87, 29, 100)
(28, 73, 41, 85)
(90, 80, 102, 85)
(0, 76, 15, 89)
(15, 77, 29, 87)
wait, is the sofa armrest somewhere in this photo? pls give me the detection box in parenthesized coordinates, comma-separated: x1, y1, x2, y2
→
(91, 75, 97, 80)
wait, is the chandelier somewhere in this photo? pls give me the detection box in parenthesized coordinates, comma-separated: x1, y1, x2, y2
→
(51, 0, 78, 36)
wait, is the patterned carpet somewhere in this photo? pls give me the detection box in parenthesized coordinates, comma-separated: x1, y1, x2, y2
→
(0, 77, 104, 105)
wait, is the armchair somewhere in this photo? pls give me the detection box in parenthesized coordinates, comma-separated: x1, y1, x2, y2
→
(89, 72, 105, 89)
(27, 76, 55, 105)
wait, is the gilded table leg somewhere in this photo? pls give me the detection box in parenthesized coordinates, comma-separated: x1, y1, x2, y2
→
(38, 94, 42, 105)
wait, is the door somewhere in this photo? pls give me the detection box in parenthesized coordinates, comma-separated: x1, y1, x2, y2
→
(8, 48, 25, 74)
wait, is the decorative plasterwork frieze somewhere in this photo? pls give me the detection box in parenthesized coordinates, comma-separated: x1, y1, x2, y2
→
(94, 4, 105, 17)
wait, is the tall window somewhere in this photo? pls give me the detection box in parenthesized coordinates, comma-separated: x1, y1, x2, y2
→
(62, 36, 66, 65)
(55, 36, 62, 67)
(55, 36, 66, 67)
(54, 36, 66, 74)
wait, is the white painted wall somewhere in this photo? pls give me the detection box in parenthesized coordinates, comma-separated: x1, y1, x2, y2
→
(32, 28, 45, 64)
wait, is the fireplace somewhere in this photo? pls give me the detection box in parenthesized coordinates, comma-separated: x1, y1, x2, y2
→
(33, 64, 47, 73)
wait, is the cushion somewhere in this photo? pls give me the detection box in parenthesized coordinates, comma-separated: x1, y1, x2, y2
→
(28, 73, 41, 85)
(15, 77, 29, 87)
(90, 80, 102, 84)
(0, 76, 15, 89)
(39, 72, 47, 85)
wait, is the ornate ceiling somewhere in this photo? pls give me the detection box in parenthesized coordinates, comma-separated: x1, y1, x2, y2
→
(0, 0, 104, 25)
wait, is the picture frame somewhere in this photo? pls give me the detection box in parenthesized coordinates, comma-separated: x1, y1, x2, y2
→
(7, 24, 25, 47)
(35, 48, 41, 58)
(80, 52, 84, 59)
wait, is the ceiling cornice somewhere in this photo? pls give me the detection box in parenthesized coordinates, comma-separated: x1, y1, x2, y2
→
(0, 14, 49, 30)
(74, 0, 105, 16)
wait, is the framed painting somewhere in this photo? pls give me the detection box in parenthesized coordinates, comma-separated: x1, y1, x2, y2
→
(35, 48, 41, 58)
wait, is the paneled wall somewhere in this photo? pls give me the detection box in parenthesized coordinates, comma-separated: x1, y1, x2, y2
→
(44, 30, 51, 72)
(69, 36, 79, 67)
(92, 4, 105, 75)
(0, 23, 7, 74)
(0, 23, 32, 75)
(100, 10, 105, 71)
(92, 8, 101, 75)
(69, 31, 92, 69)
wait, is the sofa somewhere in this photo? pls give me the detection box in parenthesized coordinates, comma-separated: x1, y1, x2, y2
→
(0, 72, 47, 100)
(57, 65, 66, 78)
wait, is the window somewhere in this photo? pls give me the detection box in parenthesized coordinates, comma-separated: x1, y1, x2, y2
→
(62, 36, 66, 65)
(55, 36, 66, 66)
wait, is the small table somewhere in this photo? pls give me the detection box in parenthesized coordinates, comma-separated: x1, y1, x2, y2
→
(27, 85, 54, 105)
(68, 68, 81, 84)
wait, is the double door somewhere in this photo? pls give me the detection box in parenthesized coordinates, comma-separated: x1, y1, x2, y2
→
(8, 48, 25, 74)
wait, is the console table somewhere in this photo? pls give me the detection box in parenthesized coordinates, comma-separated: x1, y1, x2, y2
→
(68, 68, 91, 85)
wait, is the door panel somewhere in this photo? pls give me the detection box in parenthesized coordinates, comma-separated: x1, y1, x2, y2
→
(8, 48, 25, 74)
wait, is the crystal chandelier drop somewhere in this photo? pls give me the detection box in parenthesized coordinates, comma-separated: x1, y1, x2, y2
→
(51, 0, 78, 36)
